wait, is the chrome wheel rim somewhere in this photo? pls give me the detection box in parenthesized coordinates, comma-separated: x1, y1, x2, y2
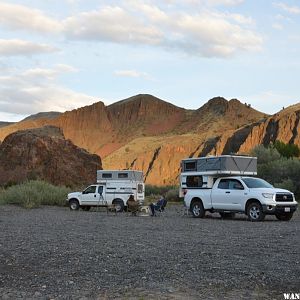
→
(249, 206, 260, 219)
(193, 204, 201, 216)
(70, 202, 77, 210)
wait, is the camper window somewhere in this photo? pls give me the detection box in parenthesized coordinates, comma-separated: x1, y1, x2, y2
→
(137, 183, 143, 193)
(186, 175, 203, 188)
(102, 173, 112, 179)
(118, 173, 128, 179)
(184, 161, 196, 171)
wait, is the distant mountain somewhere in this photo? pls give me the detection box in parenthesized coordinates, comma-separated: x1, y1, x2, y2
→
(1, 93, 298, 185)
(0, 121, 14, 128)
(21, 111, 62, 122)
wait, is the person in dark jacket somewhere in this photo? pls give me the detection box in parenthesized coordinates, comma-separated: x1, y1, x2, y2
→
(127, 194, 139, 216)
(149, 195, 166, 216)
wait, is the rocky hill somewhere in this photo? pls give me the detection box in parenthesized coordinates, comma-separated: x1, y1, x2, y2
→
(0, 126, 101, 187)
(0, 94, 299, 185)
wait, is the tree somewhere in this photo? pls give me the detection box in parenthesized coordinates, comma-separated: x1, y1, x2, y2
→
(273, 141, 300, 158)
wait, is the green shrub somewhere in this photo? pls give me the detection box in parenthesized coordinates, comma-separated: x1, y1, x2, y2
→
(145, 185, 174, 197)
(251, 145, 300, 199)
(273, 140, 300, 158)
(0, 180, 71, 208)
(145, 185, 181, 203)
(165, 188, 181, 202)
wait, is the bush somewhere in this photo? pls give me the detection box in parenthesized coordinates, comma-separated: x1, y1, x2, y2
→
(251, 145, 280, 164)
(165, 188, 181, 202)
(251, 145, 300, 199)
(0, 180, 71, 208)
(145, 185, 181, 203)
(273, 140, 300, 158)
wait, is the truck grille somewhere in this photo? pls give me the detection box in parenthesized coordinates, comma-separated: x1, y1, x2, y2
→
(275, 193, 293, 202)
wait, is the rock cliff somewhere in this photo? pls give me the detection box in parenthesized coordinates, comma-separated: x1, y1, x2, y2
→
(0, 126, 101, 187)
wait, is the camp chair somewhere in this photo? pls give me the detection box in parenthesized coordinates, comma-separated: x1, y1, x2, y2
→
(150, 199, 168, 216)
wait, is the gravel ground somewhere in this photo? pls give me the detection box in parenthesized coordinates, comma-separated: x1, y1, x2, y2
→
(0, 205, 299, 300)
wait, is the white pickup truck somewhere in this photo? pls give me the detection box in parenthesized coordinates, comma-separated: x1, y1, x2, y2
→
(184, 176, 298, 221)
(67, 170, 144, 212)
(180, 155, 298, 221)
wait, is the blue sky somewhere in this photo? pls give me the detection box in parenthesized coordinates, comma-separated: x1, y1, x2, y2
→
(0, 0, 299, 121)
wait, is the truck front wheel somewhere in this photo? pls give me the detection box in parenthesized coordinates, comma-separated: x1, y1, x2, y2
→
(191, 201, 205, 218)
(275, 212, 293, 221)
(69, 199, 80, 211)
(247, 202, 265, 222)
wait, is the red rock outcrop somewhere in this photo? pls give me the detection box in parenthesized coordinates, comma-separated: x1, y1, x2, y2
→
(0, 126, 101, 187)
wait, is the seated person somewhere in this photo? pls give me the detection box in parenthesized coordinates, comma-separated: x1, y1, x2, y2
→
(126, 195, 139, 215)
(149, 195, 166, 216)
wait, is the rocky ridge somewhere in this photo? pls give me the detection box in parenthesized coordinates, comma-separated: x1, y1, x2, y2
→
(0, 126, 101, 187)
(0, 94, 299, 185)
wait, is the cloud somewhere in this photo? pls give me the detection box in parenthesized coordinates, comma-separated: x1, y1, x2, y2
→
(274, 2, 300, 15)
(162, 0, 243, 6)
(202, 0, 244, 6)
(0, 39, 58, 56)
(0, 2, 62, 33)
(63, 6, 162, 45)
(63, 3, 262, 58)
(272, 23, 283, 30)
(0, 65, 96, 117)
(114, 70, 151, 79)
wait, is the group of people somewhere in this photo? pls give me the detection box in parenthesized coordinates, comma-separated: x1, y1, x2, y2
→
(126, 194, 167, 216)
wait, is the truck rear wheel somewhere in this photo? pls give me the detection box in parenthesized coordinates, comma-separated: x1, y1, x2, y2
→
(247, 202, 265, 222)
(275, 212, 293, 221)
(113, 199, 124, 212)
(191, 201, 205, 218)
(69, 199, 80, 211)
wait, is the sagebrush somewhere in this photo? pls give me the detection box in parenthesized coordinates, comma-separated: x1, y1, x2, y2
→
(0, 180, 71, 208)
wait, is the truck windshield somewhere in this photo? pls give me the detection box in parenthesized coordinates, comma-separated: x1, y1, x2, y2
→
(242, 178, 273, 188)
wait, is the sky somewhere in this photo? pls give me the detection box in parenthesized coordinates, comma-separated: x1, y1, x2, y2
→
(0, 0, 299, 122)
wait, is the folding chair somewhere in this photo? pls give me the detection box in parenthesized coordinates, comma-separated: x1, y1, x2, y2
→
(150, 199, 168, 216)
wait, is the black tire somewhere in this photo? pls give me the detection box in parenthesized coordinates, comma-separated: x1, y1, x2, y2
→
(112, 199, 124, 212)
(191, 200, 205, 218)
(219, 212, 235, 219)
(247, 202, 265, 222)
(275, 212, 294, 221)
(69, 199, 80, 211)
(82, 206, 91, 211)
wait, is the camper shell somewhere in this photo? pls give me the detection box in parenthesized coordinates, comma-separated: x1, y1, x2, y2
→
(96, 170, 145, 203)
(97, 170, 143, 183)
(181, 155, 257, 175)
(180, 155, 257, 196)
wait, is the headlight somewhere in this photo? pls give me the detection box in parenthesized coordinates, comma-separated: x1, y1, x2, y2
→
(262, 193, 274, 199)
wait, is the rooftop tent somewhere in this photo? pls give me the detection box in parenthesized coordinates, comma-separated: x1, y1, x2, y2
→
(182, 155, 257, 175)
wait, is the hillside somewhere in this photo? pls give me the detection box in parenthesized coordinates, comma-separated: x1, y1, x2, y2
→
(1, 94, 299, 185)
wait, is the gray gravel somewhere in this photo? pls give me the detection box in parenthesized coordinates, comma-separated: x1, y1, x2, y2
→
(0, 205, 299, 300)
